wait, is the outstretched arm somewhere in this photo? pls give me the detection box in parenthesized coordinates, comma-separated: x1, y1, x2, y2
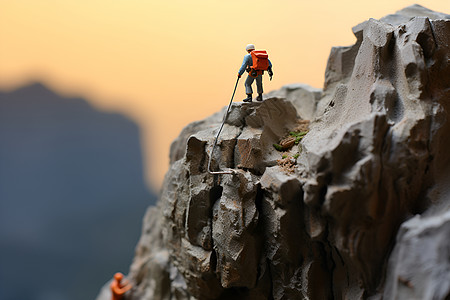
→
(112, 283, 132, 295)
(121, 284, 132, 293)
(122, 279, 130, 286)
(238, 55, 251, 76)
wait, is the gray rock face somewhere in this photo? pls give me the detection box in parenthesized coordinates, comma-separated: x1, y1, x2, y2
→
(383, 210, 450, 300)
(158, 98, 300, 299)
(97, 5, 450, 300)
(265, 83, 323, 120)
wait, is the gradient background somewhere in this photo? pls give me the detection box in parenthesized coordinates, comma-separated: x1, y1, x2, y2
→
(2, 0, 450, 189)
(1, 1, 450, 299)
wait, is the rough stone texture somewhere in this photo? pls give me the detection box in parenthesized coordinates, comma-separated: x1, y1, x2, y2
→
(265, 83, 323, 120)
(97, 5, 450, 300)
(383, 209, 450, 300)
(158, 98, 300, 300)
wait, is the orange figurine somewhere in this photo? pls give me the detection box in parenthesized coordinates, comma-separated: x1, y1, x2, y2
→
(110, 272, 132, 300)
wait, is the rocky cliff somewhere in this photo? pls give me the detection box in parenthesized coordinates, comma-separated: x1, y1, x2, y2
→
(97, 5, 450, 300)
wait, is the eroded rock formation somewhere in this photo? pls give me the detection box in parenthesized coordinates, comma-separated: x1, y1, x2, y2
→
(97, 5, 450, 300)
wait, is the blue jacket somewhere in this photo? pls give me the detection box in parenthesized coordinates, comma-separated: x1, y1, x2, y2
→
(238, 53, 272, 76)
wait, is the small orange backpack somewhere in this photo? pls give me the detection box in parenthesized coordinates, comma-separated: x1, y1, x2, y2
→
(251, 50, 270, 71)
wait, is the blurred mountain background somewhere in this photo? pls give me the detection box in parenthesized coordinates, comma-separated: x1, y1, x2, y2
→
(0, 83, 156, 300)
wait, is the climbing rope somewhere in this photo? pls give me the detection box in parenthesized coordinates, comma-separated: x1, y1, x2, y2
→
(207, 77, 240, 175)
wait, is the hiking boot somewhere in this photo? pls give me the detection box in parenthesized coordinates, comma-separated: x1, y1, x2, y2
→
(243, 94, 252, 102)
(256, 94, 263, 101)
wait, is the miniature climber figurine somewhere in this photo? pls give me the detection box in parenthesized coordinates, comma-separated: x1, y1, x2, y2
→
(110, 272, 132, 300)
(238, 44, 273, 102)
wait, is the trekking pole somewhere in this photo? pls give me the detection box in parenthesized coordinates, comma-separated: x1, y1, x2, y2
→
(207, 77, 240, 175)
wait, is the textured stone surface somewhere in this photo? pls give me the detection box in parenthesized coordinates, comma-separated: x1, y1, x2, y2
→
(265, 83, 323, 120)
(159, 98, 300, 299)
(97, 5, 450, 300)
(383, 209, 450, 300)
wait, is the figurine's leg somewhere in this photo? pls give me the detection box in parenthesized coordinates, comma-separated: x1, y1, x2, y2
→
(244, 76, 254, 102)
(245, 75, 254, 95)
(256, 75, 263, 101)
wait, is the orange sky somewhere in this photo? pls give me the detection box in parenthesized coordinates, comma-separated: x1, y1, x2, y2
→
(1, 0, 449, 190)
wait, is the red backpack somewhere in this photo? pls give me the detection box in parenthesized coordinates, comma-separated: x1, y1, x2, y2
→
(251, 50, 269, 71)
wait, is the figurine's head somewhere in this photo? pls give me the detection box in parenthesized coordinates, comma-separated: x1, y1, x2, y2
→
(114, 272, 124, 282)
(246, 44, 255, 52)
